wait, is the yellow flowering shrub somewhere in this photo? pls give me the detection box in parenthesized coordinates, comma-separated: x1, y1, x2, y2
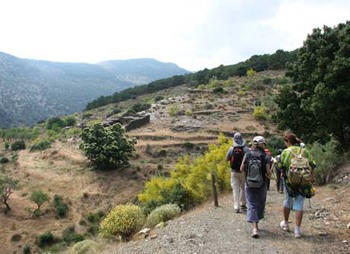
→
(99, 204, 145, 239)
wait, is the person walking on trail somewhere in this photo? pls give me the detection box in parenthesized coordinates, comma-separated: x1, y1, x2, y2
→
(272, 149, 284, 194)
(240, 136, 271, 238)
(226, 133, 249, 213)
(264, 148, 272, 191)
(278, 133, 316, 239)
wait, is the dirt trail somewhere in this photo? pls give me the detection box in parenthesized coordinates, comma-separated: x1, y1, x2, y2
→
(104, 182, 350, 254)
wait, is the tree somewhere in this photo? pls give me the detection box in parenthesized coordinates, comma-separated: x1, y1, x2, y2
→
(0, 177, 18, 211)
(275, 21, 350, 148)
(30, 190, 49, 212)
(80, 123, 136, 169)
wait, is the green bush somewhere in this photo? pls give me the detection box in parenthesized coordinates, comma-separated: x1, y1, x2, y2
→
(64, 116, 77, 127)
(54, 195, 69, 218)
(80, 123, 136, 169)
(72, 240, 98, 254)
(145, 204, 181, 228)
(37, 232, 54, 247)
(183, 142, 194, 149)
(99, 204, 146, 239)
(0, 157, 9, 164)
(154, 95, 164, 102)
(83, 113, 93, 119)
(87, 213, 96, 223)
(47, 117, 65, 130)
(23, 244, 31, 254)
(30, 138, 51, 152)
(11, 140, 26, 151)
(62, 226, 85, 244)
(263, 77, 272, 84)
(309, 139, 343, 185)
(185, 110, 193, 116)
(213, 87, 224, 93)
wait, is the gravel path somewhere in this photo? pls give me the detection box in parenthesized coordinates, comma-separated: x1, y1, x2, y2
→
(105, 183, 348, 254)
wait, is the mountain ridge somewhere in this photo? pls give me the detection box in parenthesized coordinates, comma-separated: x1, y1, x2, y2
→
(0, 52, 189, 127)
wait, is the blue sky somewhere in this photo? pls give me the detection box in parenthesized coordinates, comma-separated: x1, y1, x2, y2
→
(0, 0, 349, 71)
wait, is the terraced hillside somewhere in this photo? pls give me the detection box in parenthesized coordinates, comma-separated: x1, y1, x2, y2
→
(0, 70, 286, 254)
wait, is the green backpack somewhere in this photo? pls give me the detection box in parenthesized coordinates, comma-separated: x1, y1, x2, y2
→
(287, 148, 312, 186)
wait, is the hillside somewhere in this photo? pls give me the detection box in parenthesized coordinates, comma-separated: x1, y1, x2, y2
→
(0, 52, 189, 127)
(0, 70, 348, 254)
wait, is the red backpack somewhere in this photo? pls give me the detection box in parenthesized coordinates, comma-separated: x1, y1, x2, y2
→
(230, 147, 244, 171)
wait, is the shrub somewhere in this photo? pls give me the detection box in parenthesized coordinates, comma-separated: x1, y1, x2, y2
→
(37, 232, 54, 247)
(64, 116, 77, 127)
(145, 204, 181, 228)
(263, 77, 272, 84)
(11, 140, 26, 151)
(47, 117, 65, 130)
(53, 195, 69, 218)
(62, 226, 85, 244)
(30, 138, 51, 152)
(72, 240, 98, 254)
(11, 234, 22, 242)
(198, 84, 206, 90)
(99, 204, 146, 239)
(97, 210, 105, 219)
(253, 106, 268, 120)
(237, 90, 245, 96)
(131, 103, 151, 113)
(183, 142, 194, 149)
(0, 157, 9, 164)
(168, 106, 182, 117)
(30, 190, 49, 212)
(87, 213, 96, 223)
(23, 244, 31, 254)
(185, 110, 193, 116)
(83, 113, 93, 119)
(154, 95, 164, 102)
(309, 139, 343, 185)
(4, 142, 9, 151)
(213, 87, 224, 93)
(80, 123, 136, 169)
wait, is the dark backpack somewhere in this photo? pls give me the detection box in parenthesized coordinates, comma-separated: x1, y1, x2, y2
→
(230, 146, 244, 171)
(245, 151, 265, 188)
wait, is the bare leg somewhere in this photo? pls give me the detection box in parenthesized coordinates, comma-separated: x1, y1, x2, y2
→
(295, 211, 303, 227)
(283, 206, 291, 222)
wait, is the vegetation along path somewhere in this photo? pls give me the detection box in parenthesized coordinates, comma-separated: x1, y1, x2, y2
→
(105, 183, 349, 254)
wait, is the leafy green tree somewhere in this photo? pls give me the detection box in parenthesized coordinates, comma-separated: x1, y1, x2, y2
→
(0, 177, 18, 211)
(30, 190, 49, 212)
(80, 123, 136, 169)
(47, 117, 65, 130)
(275, 21, 350, 148)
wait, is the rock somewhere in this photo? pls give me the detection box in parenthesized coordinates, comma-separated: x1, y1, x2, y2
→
(150, 234, 158, 240)
(138, 228, 151, 235)
(347, 223, 350, 229)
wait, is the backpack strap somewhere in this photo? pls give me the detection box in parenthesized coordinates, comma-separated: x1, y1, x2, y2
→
(287, 147, 304, 158)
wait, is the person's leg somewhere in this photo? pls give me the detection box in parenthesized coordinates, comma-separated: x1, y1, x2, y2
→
(281, 183, 292, 231)
(292, 195, 305, 238)
(231, 172, 240, 212)
(238, 173, 246, 208)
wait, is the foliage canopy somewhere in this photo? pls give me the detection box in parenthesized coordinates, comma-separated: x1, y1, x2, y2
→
(80, 123, 136, 169)
(275, 21, 350, 148)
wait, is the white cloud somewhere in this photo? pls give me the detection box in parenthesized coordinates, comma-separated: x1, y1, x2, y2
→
(0, 0, 349, 71)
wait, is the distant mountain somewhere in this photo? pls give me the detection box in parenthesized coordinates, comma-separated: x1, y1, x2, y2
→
(0, 52, 189, 127)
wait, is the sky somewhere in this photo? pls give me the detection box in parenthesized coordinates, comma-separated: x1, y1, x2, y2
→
(0, 0, 349, 72)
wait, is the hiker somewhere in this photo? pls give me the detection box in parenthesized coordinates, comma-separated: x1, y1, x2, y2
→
(264, 148, 272, 191)
(226, 133, 249, 213)
(278, 133, 316, 238)
(240, 136, 271, 238)
(272, 149, 284, 194)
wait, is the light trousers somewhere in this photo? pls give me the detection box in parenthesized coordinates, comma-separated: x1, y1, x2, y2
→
(231, 171, 246, 209)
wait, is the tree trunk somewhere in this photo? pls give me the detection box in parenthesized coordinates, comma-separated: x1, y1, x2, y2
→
(211, 173, 219, 207)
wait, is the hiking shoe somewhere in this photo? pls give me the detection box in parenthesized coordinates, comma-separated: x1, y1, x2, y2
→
(294, 227, 301, 238)
(240, 205, 247, 211)
(234, 208, 241, 213)
(280, 221, 289, 232)
(251, 228, 259, 238)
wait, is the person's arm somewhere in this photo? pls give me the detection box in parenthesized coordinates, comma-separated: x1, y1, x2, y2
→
(266, 154, 271, 178)
(305, 149, 316, 183)
(240, 154, 247, 176)
(225, 147, 232, 161)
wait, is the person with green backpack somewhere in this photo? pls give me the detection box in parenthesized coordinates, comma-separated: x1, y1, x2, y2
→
(278, 133, 316, 238)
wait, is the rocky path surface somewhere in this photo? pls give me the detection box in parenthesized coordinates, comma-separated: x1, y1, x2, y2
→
(105, 183, 349, 254)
